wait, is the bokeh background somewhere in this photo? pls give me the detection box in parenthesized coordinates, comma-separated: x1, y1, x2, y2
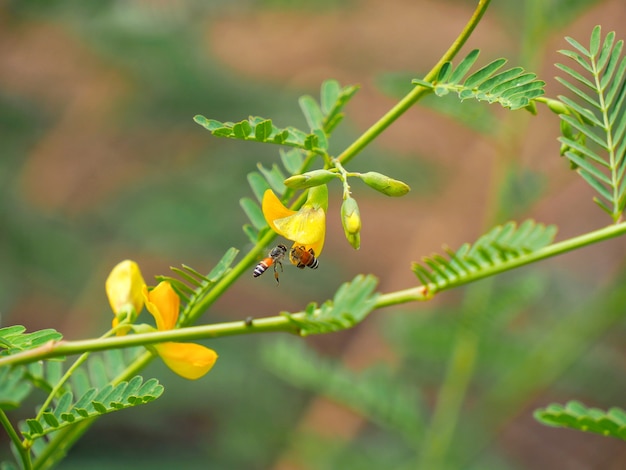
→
(2, 0, 626, 468)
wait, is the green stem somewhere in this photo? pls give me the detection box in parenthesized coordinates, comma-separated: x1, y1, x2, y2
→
(417, 280, 491, 469)
(0, 409, 31, 469)
(426, 221, 626, 292)
(4, 221, 626, 369)
(337, 0, 492, 166)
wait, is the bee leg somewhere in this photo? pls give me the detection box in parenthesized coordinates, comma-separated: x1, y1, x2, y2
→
(273, 262, 281, 286)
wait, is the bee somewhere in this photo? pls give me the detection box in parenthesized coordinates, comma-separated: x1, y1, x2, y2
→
(253, 244, 288, 285)
(290, 245, 319, 270)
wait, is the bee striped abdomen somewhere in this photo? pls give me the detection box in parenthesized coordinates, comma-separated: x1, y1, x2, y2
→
(253, 259, 271, 277)
(253, 244, 287, 284)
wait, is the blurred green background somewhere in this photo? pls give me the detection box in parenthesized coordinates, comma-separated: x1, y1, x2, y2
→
(1, 1, 626, 468)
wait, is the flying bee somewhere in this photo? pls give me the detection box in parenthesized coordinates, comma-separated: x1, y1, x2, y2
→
(253, 244, 288, 285)
(290, 245, 319, 270)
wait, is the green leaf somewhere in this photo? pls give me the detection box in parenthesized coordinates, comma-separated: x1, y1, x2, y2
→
(319, 80, 359, 134)
(240, 197, 266, 230)
(412, 220, 557, 292)
(448, 49, 480, 84)
(535, 401, 626, 440)
(280, 148, 305, 175)
(20, 377, 164, 440)
(254, 119, 273, 141)
(194, 115, 321, 152)
(157, 248, 238, 321)
(246, 172, 271, 203)
(463, 58, 507, 88)
(320, 79, 340, 115)
(0, 366, 32, 410)
(0, 326, 63, 355)
(242, 224, 259, 244)
(257, 163, 287, 195)
(299, 95, 325, 130)
(281, 275, 379, 336)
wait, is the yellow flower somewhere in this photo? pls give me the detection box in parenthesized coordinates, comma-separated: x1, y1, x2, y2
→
(262, 185, 328, 257)
(143, 282, 218, 380)
(105, 260, 146, 333)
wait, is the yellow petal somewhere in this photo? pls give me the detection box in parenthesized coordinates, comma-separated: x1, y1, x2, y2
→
(143, 282, 180, 331)
(105, 260, 146, 315)
(262, 189, 296, 234)
(155, 342, 218, 380)
(274, 207, 325, 254)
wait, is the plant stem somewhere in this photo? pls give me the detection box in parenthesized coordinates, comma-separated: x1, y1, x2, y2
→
(337, 0, 492, 166)
(4, 221, 626, 368)
(417, 280, 491, 469)
(0, 409, 31, 469)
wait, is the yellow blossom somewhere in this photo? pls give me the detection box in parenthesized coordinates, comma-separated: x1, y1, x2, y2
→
(105, 260, 146, 332)
(143, 282, 218, 380)
(262, 185, 328, 257)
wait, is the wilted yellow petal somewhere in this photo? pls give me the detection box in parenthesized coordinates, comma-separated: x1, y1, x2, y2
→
(106, 260, 146, 316)
(155, 342, 218, 380)
(143, 282, 180, 331)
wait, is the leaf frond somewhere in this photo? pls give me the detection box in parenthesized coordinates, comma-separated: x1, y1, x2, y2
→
(193, 115, 324, 152)
(281, 274, 379, 336)
(556, 25, 626, 222)
(0, 326, 63, 356)
(412, 220, 557, 292)
(534, 401, 626, 440)
(156, 248, 239, 320)
(414, 49, 545, 110)
(20, 376, 164, 440)
(262, 339, 423, 440)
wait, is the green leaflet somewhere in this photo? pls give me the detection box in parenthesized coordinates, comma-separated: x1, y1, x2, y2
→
(535, 401, 626, 440)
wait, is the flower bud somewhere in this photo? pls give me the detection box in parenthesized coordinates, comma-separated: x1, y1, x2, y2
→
(341, 196, 361, 250)
(546, 99, 569, 115)
(106, 260, 146, 330)
(284, 170, 337, 189)
(361, 172, 410, 197)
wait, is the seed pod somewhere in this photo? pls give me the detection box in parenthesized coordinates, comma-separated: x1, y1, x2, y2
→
(546, 99, 569, 115)
(361, 172, 410, 197)
(284, 170, 337, 189)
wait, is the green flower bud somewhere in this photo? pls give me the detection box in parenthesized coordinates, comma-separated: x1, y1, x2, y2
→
(546, 99, 569, 115)
(524, 101, 538, 115)
(341, 196, 361, 250)
(361, 172, 410, 197)
(560, 119, 575, 140)
(284, 170, 337, 189)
